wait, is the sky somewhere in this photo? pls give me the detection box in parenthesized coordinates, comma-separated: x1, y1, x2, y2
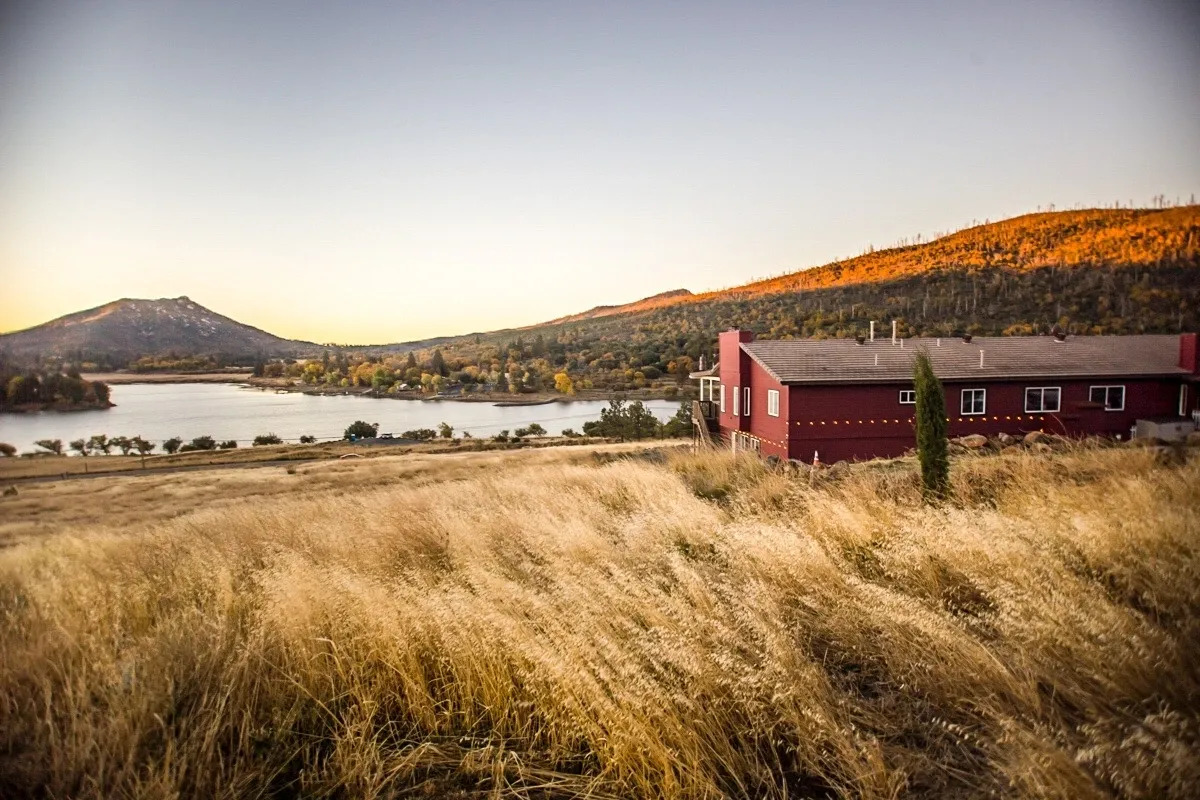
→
(1, 1, 1198, 345)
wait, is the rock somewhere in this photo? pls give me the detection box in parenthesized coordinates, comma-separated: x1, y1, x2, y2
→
(1023, 430, 1046, 445)
(997, 432, 1015, 446)
(787, 459, 811, 474)
(2, 485, 16, 497)
(958, 434, 989, 449)
(1149, 446, 1182, 465)
(1187, 431, 1200, 447)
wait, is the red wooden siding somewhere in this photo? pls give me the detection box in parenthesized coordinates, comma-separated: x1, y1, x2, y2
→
(777, 378, 1184, 463)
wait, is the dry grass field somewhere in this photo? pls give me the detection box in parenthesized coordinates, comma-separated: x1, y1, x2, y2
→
(0, 443, 1197, 798)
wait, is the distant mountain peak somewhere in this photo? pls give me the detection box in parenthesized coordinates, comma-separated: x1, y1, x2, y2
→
(0, 296, 316, 361)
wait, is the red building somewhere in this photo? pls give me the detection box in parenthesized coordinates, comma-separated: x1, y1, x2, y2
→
(693, 329, 1200, 463)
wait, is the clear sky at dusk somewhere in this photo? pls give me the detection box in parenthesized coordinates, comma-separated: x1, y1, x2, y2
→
(1, 0, 1198, 344)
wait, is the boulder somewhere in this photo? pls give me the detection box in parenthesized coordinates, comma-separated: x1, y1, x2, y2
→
(996, 432, 1015, 446)
(1023, 430, 1047, 445)
(958, 434, 989, 449)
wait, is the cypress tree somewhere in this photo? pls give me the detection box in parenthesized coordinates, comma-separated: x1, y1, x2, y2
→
(913, 350, 950, 501)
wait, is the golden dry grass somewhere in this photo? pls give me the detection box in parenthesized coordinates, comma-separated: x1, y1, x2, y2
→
(0, 444, 1197, 799)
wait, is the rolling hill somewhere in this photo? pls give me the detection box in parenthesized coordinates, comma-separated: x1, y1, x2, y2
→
(0, 296, 318, 363)
(401, 205, 1200, 352)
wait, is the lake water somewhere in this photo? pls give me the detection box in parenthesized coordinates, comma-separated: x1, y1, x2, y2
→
(0, 383, 683, 454)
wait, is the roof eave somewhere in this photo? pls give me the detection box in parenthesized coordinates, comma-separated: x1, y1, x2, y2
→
(779, 370, 1189, 386)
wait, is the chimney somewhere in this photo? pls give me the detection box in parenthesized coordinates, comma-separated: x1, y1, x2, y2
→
(1181, 333, 1199, 374)
(869, 321, 875, 342)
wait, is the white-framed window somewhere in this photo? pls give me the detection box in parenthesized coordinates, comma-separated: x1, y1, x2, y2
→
(743, 387, 750, 418)
(719, 384, 726, 413)
(1024, 386, 1061, 413)
(767, 389, 780, 417)
(961, 388, 986, 415)
(1089, 385, 1125, 411)
(898, 389, 916, 404)
(733, 386, 739, 417)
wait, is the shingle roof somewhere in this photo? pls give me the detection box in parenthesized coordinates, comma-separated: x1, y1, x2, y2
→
(742, 334, 1187, 384)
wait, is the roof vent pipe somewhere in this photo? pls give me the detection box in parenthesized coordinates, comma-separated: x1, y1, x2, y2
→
(892, 320, 898, 345)
(869, 321, 875, 341)
(979, 350, 985, 368)
(962, 333, 973, 343)
(937, 338, 941, 346)
(1054, 331, 1067, 342)
(874, 354, 879, 366)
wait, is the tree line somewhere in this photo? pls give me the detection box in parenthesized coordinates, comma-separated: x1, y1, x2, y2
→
(1, 368, 110, 411)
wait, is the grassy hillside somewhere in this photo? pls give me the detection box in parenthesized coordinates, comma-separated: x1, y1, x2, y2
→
(690, 206, 1200, 300)
(1, 444, 1196, 798)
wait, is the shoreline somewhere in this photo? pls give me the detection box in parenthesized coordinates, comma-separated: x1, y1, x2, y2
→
(81, 372, 688, 405)
(1, 401, 115, 415)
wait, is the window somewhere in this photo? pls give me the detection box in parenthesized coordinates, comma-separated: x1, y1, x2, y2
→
(1024, 386, 1061, 413)
(743, 387, 750, 418)
(719, 384, 726, 413)
(1089, 385, 1125, 411)
(1181, 385, 1188, 417)
(733, 386, 739, 416)
(767, 389, 780, 417)
(898, 389, 916, 405)
(961, 388, 986, 415)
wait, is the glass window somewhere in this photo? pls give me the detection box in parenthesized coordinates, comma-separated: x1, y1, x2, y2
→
(733, 386, 739, 417)
(1089, 385, 1125, 411)
(743, 387, 750, 417)
(767, 389, 780, 417)
(719, 384, 725, 413)
(961, 388, 986, 415)
(898, 390, 916, 404)
(1024, 387, 1061, 413)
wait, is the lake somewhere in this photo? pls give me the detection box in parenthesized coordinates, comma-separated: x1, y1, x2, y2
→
(0, 383, 684, 454)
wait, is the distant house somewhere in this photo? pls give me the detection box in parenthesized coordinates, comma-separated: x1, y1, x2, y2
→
(692, 328, 1199, 463)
